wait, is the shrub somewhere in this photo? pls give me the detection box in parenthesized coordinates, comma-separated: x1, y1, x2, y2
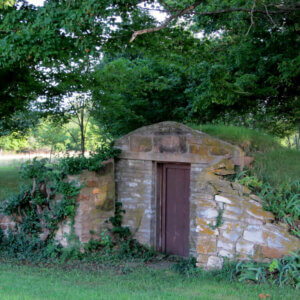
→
(58, 143, 120, 175)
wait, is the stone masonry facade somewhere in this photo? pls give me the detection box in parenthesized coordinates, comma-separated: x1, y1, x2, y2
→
(190, 160, 299, 268)
(55, 159, 115, 246)
(115, 122, 300, 268)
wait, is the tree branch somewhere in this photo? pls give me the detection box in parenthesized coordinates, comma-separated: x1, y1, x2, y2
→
(264, 4, 277, 26)
(131, 2, 300, 42)
(130, 1, 203, 43)
(191, 6, 300, 16)
(246, 0, 256, 35)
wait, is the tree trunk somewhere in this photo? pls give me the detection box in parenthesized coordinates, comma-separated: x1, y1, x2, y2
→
(50, 145, 53, 162)
(80, 109, 85, 157)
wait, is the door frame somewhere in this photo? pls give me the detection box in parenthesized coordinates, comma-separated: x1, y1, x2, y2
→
(155, 162, 191, 255)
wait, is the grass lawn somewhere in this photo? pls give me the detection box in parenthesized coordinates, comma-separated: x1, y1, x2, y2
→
(0, 164, 22, 201)
(0, 262, 298, 300)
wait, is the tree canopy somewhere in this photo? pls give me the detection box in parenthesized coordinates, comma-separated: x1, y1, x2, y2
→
(0, 0, 299, 137)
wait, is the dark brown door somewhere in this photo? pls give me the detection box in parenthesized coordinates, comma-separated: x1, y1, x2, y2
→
(159, 163, 190, 257)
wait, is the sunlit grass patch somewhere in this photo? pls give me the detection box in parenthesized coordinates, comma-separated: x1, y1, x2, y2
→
(0, 262, 298, 300)
(189, 124, 281, 153)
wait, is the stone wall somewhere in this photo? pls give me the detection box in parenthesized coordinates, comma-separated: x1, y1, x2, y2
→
(0, 160, 115, 249)
(115, 121, 244, 166)
(55, 159, 115, 246)
(192, 161, 300, 269)
(114, 122, 245, 251)
(115, 159, 156, 246)
(115, 121, 300, 269)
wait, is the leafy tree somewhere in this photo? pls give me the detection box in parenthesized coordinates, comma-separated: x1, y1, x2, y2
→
(91, 0, 299, 137)
(128, 0, 300, 136)
(34, 120, 68, 160)
(0, 131, 30, 152)
(0, 0, 15, 9)
(92, 56, 191, 136)
(64, 94, 93, 156)
(1, 0, 299, 137)
(0, 0, 144, 132)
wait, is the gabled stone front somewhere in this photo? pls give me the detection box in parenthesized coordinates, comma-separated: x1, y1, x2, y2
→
(114, 122, 300, 269)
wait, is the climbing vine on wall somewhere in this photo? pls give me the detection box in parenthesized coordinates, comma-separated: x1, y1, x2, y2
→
(0, 158, 81, 259)
(0, 145, 120, 259)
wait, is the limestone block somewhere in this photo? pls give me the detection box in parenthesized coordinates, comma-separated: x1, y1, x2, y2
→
(220, 221, 244, 242)
(213, 169, 236, 176)
(231, 182, 251, 195)
(249, 194, 262, 202)
(223, 203, 243, 221)
(258, 246, 287, 259)
(197, 241, 217, 255)
(190, 193, 215, 203)
(196, 254, 209, 266)
(219, 249, 234, 258)
(197, 207, 219, 219)
(153, 135, 187, 153)
(55, 220, 72, 247)
(243, 217, 264, 225)
(189, 144, 209, 156)
(215, 195, 232, 204)
(224, 204, 243, 215)
(114, 136, 129, 151)
(217, 239, 235, 251)
(236, 240, 255, 255)
(187, 134, 203, 145)
(207, 256, 223, 269)
(245, 203, 274, 221)
(191, 164, 204, 172)
(0, 214, 15, 234)
(196, 218, 217, 235)
(209, 177, 232, 191)
(197, 235, 217, 255)
(248, 199, 263, 207)
(130, 136, 152, 152)
(209, 146, 229, 156)
(243, 225, 264, 243)
(263, 224, 300, 250)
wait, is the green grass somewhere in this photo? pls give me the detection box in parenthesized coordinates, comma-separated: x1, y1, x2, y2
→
(0, 165, 22, 201)
(189, 124, 281, 153)
(253, 148, 300, 187)
(189, 124, 300, 189)
(0, 262, 298, 300)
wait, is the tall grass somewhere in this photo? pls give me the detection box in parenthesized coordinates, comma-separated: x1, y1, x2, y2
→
(188, 124, 299, 189)
(189, 124, 281, 153)
(253, 149, 300, 187)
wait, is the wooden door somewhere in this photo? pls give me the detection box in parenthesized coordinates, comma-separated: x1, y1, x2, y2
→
(158, 163, 190, 257)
